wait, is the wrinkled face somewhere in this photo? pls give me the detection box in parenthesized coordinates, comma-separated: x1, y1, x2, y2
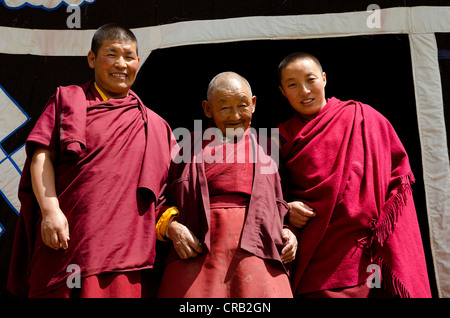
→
(279, 58, 327, 122)
(87, 39, 140, 99)
(202, 80, 256, 138)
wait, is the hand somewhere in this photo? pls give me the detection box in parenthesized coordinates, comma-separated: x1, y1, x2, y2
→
(280, 228, 297, 264)
(288, 201, 316, 228)
(166, 220, 203, 259)
(41, 208, 70, 250)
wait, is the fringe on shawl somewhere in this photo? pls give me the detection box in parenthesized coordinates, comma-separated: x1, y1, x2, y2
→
(372, 171, 415, 247)
(358, 239, 411, 297)
(379, 257, 411, 298)
(366, 171, 415, 298)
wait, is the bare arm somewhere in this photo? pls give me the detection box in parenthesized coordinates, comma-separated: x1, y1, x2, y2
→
(30, 147, 69, 250)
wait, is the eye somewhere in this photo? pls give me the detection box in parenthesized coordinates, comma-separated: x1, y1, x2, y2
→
(307, 77, 316, 83)
(287, 83, 297, 88)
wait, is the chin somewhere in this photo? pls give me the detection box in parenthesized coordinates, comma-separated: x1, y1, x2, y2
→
(111, 86, 131, 95)
(232, 128, 249, 138)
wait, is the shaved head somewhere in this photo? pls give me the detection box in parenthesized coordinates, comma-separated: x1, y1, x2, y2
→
(91, 23, 138, 56)
(206, 71, 253, 102)
(202, 71, 256, 137)
(277, 52, 323, 84)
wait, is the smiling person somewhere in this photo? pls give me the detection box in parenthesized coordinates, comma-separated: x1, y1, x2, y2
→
(8, 24, 175, 298)
(275, 52, 431, 298)
(155, 72, 296, 298)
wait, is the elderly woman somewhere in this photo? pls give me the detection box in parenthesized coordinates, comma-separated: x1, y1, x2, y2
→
(275, 52, 431, 298)
(156, 71, 296, 298)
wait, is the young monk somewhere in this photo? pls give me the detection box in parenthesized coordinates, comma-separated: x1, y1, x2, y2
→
(7, 24, 175, 298)
(275, 52, 431, 298)
(156, 72, 296, 298)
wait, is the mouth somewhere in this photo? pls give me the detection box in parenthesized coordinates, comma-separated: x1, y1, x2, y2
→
(301, 98, 314, 106)
(224, 122, 246, 133)
(110, 73, 127, 80)
(225, 122, 246, 130)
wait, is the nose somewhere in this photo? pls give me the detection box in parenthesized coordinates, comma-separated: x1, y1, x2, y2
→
(299, 84, 311, 96)
(229, 108, 241, 120)
(115, 56, 127, 69)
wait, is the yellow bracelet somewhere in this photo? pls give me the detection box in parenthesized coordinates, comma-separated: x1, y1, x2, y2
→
(156, 206, 179, 241)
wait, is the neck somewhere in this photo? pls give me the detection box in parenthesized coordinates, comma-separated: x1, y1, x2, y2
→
(94, 82, 129, 100)
(299, 113, 316, 123)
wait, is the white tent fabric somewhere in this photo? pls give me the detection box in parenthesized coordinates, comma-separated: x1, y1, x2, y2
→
(409, 33, 449, 298)
(0, 6, 448, 297)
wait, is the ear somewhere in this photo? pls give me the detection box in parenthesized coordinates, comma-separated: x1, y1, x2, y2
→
(87, 50, 96, 69)
(322, 72, 327, 87)
(279, 85, 287, 97)
(251, 96, 257, 113)
(202, 100, 213, 118)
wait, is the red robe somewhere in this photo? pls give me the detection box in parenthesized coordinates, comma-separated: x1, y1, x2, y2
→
(156, 127, 292, 297)
(8, 81, 175, 297)
(278, 97, 431, 298)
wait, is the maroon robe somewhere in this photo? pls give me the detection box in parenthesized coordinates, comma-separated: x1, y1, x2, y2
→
(156, 127, 292, 297)
(278, 97, 431, 298)
(8, 81, 175, 297)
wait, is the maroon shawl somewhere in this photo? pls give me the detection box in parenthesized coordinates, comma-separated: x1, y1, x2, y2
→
(278, 97, 431, 297)
(8, 81, 175, 297)
(158, 128, 289, 267)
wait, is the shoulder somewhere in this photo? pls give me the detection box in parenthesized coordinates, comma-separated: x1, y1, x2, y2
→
(57, 81, 92, 94)
(356, 101, 393, 126)
(331, 98, 386, 123)
(343, 100, 398, 139)
(327, 98, 394, 130)
(49, 82, 93, 106)
(40, 82, 91, 113)
(366, 109, 399, 145)
(337, 98, 383, 117)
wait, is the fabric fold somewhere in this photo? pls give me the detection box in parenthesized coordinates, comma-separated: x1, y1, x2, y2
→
(56, 85, 87, 156)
